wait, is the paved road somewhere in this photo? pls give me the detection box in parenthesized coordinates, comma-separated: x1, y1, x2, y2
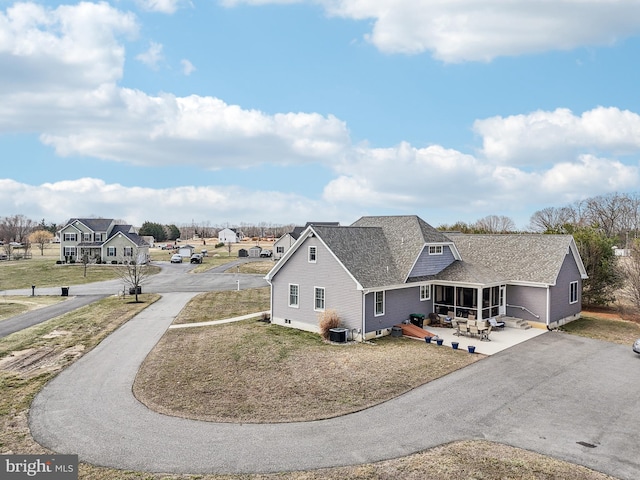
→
(29, 291, 640, 479)
(0, 295, 106, 339)
(0, 259, 269, 336)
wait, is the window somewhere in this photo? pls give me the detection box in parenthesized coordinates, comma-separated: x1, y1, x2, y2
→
(95, 233, 102, 242)
(428, 245, 443, 255)
(314, 287, 325, 311)
(83, 233, 92, 242)
(420, 285, 431, 301)
(63, 233, 77, 242)
(308, 246, 317, 263)
(289, 284, 299, 307)
(570, 281, 579, 304)
(63, 246, 76, 257)
(276, 246, 284, 254)
(124, 247, 133, 257)
(107, 246, 116, 257)
(374, 291, 385, 316)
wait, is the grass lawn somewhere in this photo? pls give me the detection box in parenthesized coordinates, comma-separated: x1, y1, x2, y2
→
(0, 283, 620, 479)
(0, 296, 67, 321)
(0, 257, 160, 290)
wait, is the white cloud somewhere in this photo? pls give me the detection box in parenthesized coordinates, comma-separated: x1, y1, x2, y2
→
(0, 178, 345, 227)
(136, 41, 164, 69)
(136, 0, 188, 14)
(0, 2, 137, 90)
(34, 90, 350, 168)
(226, 0, 640, 62)
(0, 2, 350, 167)
(474, 107, 640, 165)
(180, 59, 196, 76)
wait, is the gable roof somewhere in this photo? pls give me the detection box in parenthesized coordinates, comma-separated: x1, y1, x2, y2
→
(269, 215, 451, 289)
(107, 225, 149, 247)
(350, 215, 452, 284)
(62, 218, 113, 233)
(446, 233, 588, 285)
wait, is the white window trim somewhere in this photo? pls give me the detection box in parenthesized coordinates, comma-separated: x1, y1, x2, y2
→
(107, 246, 116, 257)
(308, 246, 317, 263)
(124, 246, 133, 257)
(569, 281, 578, 304)
(428, 245, 443, 255)
(314, 286, 325, 311)
(420, 285, 431, 301)
(288, 283, 299, 308)
(374, 291, 385, 316)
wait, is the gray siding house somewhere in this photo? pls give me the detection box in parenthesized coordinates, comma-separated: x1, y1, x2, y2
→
(58, 218, 149, 264)
(265, 215, 587, 341)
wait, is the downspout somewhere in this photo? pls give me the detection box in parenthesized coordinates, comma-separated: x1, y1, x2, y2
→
(546, 286, 552, 330)
(361, 290, 366, 343)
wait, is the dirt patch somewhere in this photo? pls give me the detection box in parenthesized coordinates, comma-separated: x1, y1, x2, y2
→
(0, 344, 84, 378)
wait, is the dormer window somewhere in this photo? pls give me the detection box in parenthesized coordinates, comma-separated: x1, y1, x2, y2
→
(308, 246, 317, 263)
(428, 245, 443, 255)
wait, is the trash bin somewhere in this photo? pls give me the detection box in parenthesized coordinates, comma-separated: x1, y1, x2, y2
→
(129, 286, 142, 295)
(391, 326, 403, 337)
(409, 313, 425, 328)
(61, 286, 69, 296)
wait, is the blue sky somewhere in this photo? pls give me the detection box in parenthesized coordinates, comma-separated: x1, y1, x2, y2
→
(3, 0, 640, 230)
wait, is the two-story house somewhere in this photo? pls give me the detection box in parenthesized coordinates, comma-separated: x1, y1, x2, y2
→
(58, 218, 150, 264)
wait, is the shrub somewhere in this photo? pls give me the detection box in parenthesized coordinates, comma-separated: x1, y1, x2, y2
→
(318, 309, 341, 340)
(56, 260, 63, 264)
(215, 242, 224, 248)
(111, 260, 118, 265)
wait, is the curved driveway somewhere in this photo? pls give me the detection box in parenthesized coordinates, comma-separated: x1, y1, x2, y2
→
(29, 290, 640, 479)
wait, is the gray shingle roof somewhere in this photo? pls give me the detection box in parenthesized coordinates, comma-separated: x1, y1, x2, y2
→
(65, 218, 113, 232)
(446, 233, 575, 285)
(109, 225, 149, 247)
(311, 215, 449, 288)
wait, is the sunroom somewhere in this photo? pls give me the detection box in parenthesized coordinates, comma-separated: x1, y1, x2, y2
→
(432, 283, 506, 320)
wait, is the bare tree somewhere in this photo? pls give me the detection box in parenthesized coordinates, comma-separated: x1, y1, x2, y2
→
(29, 229, 54, 256)
(473, 215, 516, 233)
(528, 206, 575, 232)
(0, 214, 35, 243)
(116, 248, 152, 302)
(620, 243, 640, 309)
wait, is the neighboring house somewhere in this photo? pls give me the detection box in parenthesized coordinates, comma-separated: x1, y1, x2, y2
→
(218, 228, 244, 243)
(273, 222, 339, 260)
(58, 218, 150, 264)
(265, 215, 587, 341)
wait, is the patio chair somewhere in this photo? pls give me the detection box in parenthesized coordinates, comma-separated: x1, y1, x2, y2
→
(467, 320, 479, 337)
(452, 319, 463, 336)
(488, 317, 505, 330)
(480, 324, 492, 341)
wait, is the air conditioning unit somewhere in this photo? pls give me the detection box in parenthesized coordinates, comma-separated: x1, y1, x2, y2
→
(329, 328, 347, 343)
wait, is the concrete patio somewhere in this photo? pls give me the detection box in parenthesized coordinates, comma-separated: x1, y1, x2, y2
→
(418, 323, 548, 355)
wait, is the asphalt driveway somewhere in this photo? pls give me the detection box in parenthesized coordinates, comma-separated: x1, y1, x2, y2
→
(29, 292, 640, 479)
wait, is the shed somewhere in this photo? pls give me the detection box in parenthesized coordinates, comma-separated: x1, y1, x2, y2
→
(238, 248, 248, 257)
(178, 244, 196, 258)
(248, 246, 262, 258)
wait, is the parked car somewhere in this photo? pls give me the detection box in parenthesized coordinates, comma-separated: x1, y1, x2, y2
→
(190, 253, 203, 264)
(633, 338, 640, 354)
(260, 249, 273, 258)
(170, 254, 183, 263)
